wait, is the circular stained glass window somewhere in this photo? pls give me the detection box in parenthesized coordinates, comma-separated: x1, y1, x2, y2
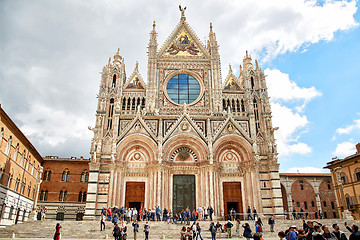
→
(166, 74, 201, 104)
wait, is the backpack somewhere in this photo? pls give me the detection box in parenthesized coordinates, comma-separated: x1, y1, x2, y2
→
(257, 224, 262, 232)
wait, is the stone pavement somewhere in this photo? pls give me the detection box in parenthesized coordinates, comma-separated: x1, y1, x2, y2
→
(0, 218, 359, 239)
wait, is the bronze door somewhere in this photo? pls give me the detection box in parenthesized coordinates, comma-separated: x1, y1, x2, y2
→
(173, 175, 195, 214)
(223, 182, 243, 220)
(125, 182, 145, 209)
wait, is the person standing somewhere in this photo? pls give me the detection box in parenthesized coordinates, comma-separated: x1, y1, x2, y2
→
(112, 223, 121, 240)
(53, 223, 62, 240)
(247, 206, 252, 220)
(242, 223, 253, 240)
(268, 215, 275, 233)
(332, 224, 348, 240)
(144, 222, 150, 240)
(236, 219, 241, 237)
(132, 220, 139, 240)
(209, 222, 217, 240)
(253, 207, 258, 220)
(41, 207, 46, 221)
(181, 226, 187, 240)
(292, 209, 297, 220)
(196, 222, 203, 240)
(186, 208, 191, 225)
(230, 208, 236, 221)
(209, 206, 214, 221)
(100, 213, 106, 231)
(225, 220, 234, 238)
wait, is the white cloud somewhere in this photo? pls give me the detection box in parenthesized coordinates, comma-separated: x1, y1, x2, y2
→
(265, 68, 321, 103)
(271, 103, 312, 156)
(336, 118, 360, 135)
(333, 141, 356, 158)
(285, 167, 328, 173)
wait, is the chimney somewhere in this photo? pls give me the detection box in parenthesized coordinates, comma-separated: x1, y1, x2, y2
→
(356, 143, 360, 154)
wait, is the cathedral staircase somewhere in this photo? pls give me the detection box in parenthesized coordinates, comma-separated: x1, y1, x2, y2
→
(0, 219, 359, 239)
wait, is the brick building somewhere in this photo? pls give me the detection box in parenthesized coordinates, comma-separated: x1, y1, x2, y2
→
(324, 143, 360, 219)
(37, 156, 90, 220)
(280, 173, 338, 219)
(0, 105, 43, 225)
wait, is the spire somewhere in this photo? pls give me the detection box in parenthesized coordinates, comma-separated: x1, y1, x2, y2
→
(229, 63, 232, 73)
(148, 20, 158, 57)
(243, 50, 253, 70)
(135, 61, 139, 71)
(113, 48, 122, 64)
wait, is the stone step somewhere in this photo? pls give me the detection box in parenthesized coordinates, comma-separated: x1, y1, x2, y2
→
(0, 219, 359, 239)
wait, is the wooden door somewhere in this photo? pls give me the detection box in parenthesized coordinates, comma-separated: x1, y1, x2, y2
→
(223, 182, 243, 220)
(125, 182, 145, 209)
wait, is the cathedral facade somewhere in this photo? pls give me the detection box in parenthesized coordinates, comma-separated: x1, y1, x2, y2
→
(85, 10, 282, 219)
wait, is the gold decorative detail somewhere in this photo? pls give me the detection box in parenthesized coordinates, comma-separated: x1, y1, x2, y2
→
(179, 147, 190, 160)
(181, 122, 189, 131)
(227, 124, 234, 133)
(134, 153, 141, 160)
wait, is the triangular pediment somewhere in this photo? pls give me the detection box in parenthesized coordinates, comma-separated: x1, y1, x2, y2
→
(123, 63, 146, 91)
(223, 66, 242, 92)
(158, 20, 209, 59)
(117, 115, 157, 144)
(163, 113, 207, 143)
(212, 117, 252, 144)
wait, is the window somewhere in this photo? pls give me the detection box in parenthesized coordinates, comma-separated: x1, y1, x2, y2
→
(253, 98, 260, 133)
(331, 201, 335, 209)
(59, 190, 67, 202)
(340, 173, 348, 184)
(327, 183, 331, 190)
(323, 201, 327, 207)
(27, 185, 31, 197)
(31, 161, 35, 175)
(40, 190, 48, 201)
(300, 184, 304, 190)
(20, 150, 25, 166)
(0, 127, 3, 147)
(345, 195, 355, 206)
(26, 156, 30, 171)
(324, 212, 327, 219)
(9, 206, 14, 219)
(107, 98, 114, 130)
(333, 212, 337, 218)
(80, 171, 89, 182)
(355, 169, 360, 182)
(112, 74, 116, 88)
(304, 201, 308, 209)
(311, 201, 315, 207)
(13, 143, 19, 161)
(78, 191, 87, 202)
(296, 202, 300, 207)
(62, 170, 70, 182)
(14, 178, 20, 192)
(166, 74, 201, 104)
(5, 136, 12, 155)
(251, 77, 255, 89)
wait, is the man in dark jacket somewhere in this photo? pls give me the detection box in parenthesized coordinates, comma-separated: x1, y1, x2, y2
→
(332, 223, 348, 240)
(313, 225, 326, 240)
(247, 206, 252, 220)
(268, 216, 275, 232)
(345, 223, 360, 240)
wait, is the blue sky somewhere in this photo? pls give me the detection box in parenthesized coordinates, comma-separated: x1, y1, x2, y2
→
(0, 0, 359, 173)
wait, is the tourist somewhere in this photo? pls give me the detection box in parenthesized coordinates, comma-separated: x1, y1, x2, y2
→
(192, 209, 196, 221)
(186, 226, 193, 240)
(236, 219, 241, 237)
(132, 220, 139, 240)
(112, 213, 119, 225)
(313, 225, 326, 240)
(156, 206, 161, 221)
(292, 209, 297, 220)
(139, 207, 144, 221)
(198, 207, 203, 221)
(322, 225, 337, 240)
(345, 222, 360, 240)
(204, 207, 208, 221)
(113, 223, 121, 240)
(225, 220, 234, 238)
(208, 206, 214, 221)
(332, 223, 347, 240)
(230, 208, 236, 221)
(209, 222, 217, 240)
(107, 207, 112, 221)
(253, 207, 258, 220)
(268, 215, 275, 232)
(126, 209, 131, 223)
(163, 208, 169, 221)
(286, 226, 298, 240)
(181, 226, 187, 240)
(319, 210, 323, 219)
(298, 229, 307, 240)
(255, 220, 263, 233)
(144, 222, 150, 240)
(254, 232, 263, 240)
(100, 213, 106, 231)
(41, 206, 46, 221)
(53, 223, 62, 240)
(247, 206, 252, 220)
(215, 221, 224, 232)
(279, 231, 287, 240)
(195, 222, 203, 240)
(242, 222, 253, 240)
(186, 208, 191, 225)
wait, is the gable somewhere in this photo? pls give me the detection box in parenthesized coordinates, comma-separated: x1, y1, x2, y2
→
(124, 76, 145, 90)
(158, 20, 209, 59)
(223, 76, 241, 92)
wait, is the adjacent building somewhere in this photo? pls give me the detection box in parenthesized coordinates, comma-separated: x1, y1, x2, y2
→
(85, 9, 282, 219)
(0, 105, 43, 225)
(37, 156, 90, 220)
(280, 173, 338, 219)
(324, 143, 360, 219)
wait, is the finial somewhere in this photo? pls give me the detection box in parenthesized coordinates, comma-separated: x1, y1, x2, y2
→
(255, 59, 259, 70)
(240, 65, 242, 73)
(108, 57, 111, 66)
(152, 20, 156, 31)
(246, 50, 248, 58)
(210, 22, 213, 31)
(179, 5, 186, 19)
(135, 61, 139, 71)
(116, 48, 120, 55)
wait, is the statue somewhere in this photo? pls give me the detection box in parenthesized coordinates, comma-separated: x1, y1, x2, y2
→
(179, 5, 186, 18)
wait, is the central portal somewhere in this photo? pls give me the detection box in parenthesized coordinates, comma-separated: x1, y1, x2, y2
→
(173, 175, 196, 214)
